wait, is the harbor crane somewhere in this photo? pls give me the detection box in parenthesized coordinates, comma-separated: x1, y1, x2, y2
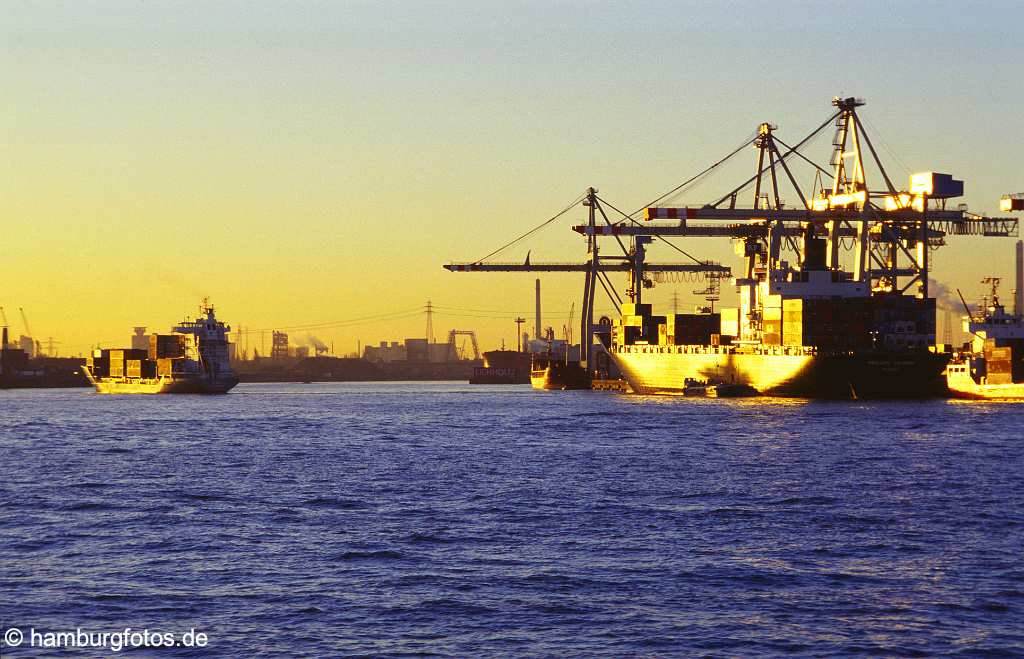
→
(19, 307, 33, 339)
(445, 187, 729, 369)
(576, 98, 1018, 303)
(446, 329, 480, 361)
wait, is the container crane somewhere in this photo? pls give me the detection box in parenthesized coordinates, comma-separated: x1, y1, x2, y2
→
(19, 308, 33, 339)
(445, 188, 729, 370)
(446, 96, 1020, 374)
(576, 98, 1018, 302)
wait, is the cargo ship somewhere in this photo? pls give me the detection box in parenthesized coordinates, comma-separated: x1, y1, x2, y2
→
(945, 276, 1024, 399)
(1, 326, 90, 389)
(469, 349, 531, 384)
(83, 302, 238, 394)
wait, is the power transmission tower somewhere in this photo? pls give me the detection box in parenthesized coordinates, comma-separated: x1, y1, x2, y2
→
(514, 317, 525, 351)
(425, 300, 435, 343)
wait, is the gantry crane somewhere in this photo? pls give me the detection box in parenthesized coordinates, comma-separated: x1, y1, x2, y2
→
(576, 97, 1018, 303)
(446, 96, 1019, 373)
(446, 329, 480, 361)
(445, 187, 730, 370)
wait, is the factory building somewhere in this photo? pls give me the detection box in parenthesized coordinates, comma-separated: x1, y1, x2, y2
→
(363, 337, 472, 363)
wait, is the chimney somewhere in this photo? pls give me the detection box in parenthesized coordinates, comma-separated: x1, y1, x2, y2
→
(1015, 240, 1023, 318)
(535, 278, 541, 341)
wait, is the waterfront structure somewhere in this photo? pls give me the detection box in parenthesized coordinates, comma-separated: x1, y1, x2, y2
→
(446, 96, 1020, 398)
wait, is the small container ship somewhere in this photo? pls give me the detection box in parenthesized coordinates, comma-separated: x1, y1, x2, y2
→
(945, 269, 1024, 400)
(83, 301, 238, 394)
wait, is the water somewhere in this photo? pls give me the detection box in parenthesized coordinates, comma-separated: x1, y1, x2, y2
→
(2, 383, 1022, 657)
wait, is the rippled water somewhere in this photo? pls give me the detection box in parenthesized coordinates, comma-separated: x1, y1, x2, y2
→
(2, 383, 1022, 656)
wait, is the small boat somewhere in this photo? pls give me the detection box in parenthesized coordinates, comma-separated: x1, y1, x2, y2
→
(946, 362, 1024, 399)
(945, 278, 1024, 400)
(683, 378, 758, 397)
(530, 357, 591, 390)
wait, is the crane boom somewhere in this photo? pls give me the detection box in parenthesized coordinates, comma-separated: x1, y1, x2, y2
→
(19, 307, 32, 337)
(445, 261, 730, 274)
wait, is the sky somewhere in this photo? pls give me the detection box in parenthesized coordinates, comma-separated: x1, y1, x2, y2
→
(3, 0, 1023, 355)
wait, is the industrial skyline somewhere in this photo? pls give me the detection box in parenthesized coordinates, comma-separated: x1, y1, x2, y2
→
(3, 1, 1023, 354)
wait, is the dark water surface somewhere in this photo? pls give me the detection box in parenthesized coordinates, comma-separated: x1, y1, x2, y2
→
(2, 383, 1022, 657)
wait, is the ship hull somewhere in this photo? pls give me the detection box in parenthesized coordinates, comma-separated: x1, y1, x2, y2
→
(946, 369, 1024, 400)
(611, 347, 949, 399)
(530, 360, 591, 390)
(86, 371, 238, 395)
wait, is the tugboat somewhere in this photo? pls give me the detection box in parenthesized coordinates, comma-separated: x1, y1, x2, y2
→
(83, 300, 239, 394)
(945, 278, 1024, 400)
(529, 328, 590, 390)
(530, 356, 590, 390)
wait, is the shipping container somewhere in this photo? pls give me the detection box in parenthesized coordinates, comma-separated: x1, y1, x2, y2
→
(149, 334, 186, 360)
(108, 348, 148, 362)
(621, 303, 652, 317)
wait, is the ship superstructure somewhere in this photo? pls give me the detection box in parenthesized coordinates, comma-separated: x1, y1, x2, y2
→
(83, 301, 239, 394)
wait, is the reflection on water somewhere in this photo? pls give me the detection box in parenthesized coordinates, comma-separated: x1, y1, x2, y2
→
(1, 383, 1021, 656)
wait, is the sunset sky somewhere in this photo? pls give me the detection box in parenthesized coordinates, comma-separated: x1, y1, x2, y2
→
(3, 1, 1023, 356)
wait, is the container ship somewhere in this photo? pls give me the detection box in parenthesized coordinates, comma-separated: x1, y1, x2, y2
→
(83, 302, 238, 394)
(613, 291, 947, 398)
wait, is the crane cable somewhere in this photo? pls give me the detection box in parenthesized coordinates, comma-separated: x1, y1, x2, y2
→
(470, 191, 588, 264)
(612, 131, 758, 228)
(596, 195, 708, 266)
(236, 308, 424, 333)
(466, 128, 759, 265)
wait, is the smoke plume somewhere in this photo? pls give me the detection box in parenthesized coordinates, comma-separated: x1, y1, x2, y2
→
(304, 335, 329, 352)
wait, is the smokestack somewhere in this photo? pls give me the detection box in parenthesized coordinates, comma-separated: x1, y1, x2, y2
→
(535, 278, 541, 341)
(1016, 240, 1023, 318)
(1, 326, 6, 351)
